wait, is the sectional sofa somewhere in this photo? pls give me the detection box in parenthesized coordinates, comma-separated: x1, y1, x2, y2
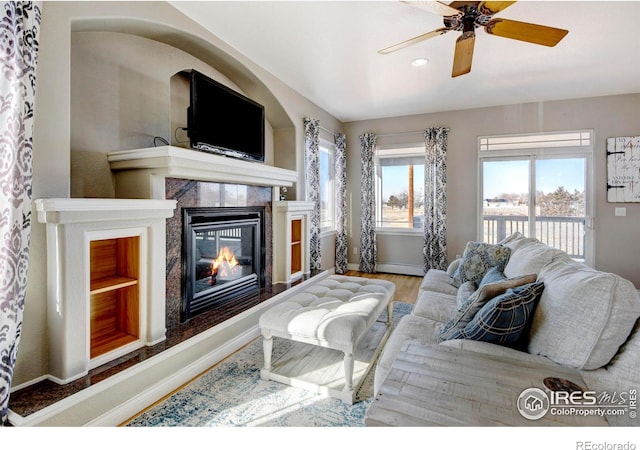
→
(370, 232, 640, 426)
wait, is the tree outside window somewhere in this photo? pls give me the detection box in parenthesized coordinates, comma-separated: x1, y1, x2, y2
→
(376, 147, 425, 229)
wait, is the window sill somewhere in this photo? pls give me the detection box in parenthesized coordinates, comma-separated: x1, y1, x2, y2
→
(320, 228, 336, 238)
(376, 227, 422, 236)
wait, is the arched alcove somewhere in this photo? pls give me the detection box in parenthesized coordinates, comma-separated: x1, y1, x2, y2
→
(69, 17, 297, 199)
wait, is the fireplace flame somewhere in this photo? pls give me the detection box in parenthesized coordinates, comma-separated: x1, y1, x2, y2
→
(211, 247, 241, 280)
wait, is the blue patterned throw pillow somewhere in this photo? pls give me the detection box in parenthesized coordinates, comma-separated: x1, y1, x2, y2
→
(439, 270, 537, 342)
(444, 281, 544, 347)
(451, 241, 511, 287)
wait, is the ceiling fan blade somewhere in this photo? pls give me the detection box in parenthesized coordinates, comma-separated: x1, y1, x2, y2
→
(478, 1, 516, 16)
(485, 18, 568, 46)
(378, 27, 450, 54)
(452, 31, 475, 77)
(402, 1, 461, 17)
(449, 1, 480, 11)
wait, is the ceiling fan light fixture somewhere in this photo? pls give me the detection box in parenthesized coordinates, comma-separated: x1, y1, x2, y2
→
(380, 1, 569, 77)
(411, 57, 430, 67)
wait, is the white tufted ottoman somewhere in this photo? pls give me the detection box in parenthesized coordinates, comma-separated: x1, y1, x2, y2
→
(259, 274, 395, 404)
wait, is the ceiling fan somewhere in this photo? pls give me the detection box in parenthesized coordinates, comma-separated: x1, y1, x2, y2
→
(379, 1, 569, 77)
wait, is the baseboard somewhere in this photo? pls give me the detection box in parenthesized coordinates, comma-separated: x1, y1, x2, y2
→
(346, 263, 423, 277)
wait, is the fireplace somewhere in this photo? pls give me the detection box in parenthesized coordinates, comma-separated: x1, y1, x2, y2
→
(182, 206, 266, 322)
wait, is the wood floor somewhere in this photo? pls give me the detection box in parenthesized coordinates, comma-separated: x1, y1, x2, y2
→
(344, 270, 422, 304)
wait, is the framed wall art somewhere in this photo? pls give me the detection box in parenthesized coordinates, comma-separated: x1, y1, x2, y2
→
(606, 136, 640, 202)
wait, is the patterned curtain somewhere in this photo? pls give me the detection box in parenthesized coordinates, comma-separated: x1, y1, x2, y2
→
(303, 117, 321, 270)
(359, 132, 377, 273)
(334, 133, 347, 274)
(423, 127, 448, 272)
(0, 1, 41, 424)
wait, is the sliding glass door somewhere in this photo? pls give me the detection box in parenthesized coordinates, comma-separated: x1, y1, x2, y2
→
(479, 131, 593, 265)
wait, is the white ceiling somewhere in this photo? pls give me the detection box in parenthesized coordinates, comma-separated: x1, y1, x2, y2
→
(170, 1, 640, 122)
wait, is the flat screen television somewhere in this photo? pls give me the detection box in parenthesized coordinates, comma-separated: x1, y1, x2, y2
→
(187, 69, 265, 162)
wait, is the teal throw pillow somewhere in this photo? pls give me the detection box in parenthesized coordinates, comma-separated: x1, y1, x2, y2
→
(451, 241, 511, 287)
(444, 281, 545, 347)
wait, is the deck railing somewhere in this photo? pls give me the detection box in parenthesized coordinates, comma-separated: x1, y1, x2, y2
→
(483, 215, 585, 259)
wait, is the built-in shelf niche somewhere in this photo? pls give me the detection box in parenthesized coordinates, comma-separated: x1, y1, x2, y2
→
(273, 201, 313, 284)
(89, 236, 140, 359)
(35, 198, 176, 383)
(290, 218, 302, 276)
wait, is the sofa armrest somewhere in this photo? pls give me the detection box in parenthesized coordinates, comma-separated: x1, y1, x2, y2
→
(446, 258, 462, 276)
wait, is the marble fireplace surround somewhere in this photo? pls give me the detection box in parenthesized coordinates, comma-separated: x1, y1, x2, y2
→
(165, 178, 273, 331)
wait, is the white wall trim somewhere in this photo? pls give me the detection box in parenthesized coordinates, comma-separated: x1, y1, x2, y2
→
(346, 263, 423, 277)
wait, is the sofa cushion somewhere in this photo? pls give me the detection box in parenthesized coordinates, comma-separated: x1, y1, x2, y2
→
(413, 290, 457, 323)
(443, 281, 544, 347)
(374, 314, 443, 394)
(499, 231, 539, 252)
(528, 260, 640, 370)
(451, 241, 511, 286)
(438, 269, 537, 342)
(503, 239, 564, 278)
(419, 269, 458, 296)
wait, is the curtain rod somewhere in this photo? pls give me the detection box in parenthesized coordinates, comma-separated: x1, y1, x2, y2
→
(317, 126, 450, 137)
(377, 127, 450, 138)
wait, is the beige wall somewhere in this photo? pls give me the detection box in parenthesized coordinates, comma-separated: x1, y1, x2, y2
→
(344, 94, 640, 288)
(18, 1, 341, 387)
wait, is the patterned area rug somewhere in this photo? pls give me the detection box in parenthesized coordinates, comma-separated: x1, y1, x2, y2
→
(125, 302, 413, 427)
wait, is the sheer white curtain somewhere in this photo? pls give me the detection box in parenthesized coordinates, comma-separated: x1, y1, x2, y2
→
(423, 127, 448, 272)
(0, 1, 42, 424)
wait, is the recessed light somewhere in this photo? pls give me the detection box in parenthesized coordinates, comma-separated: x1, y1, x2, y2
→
(411, 57, 429, 67)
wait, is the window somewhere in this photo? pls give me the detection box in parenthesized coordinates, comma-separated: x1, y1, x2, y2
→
(478, 131, 594, 265)
(319, 143, 335, 230)
(375, 146, 425, 230)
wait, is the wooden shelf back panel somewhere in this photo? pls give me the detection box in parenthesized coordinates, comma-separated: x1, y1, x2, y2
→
(291, 218, 302, 243)
(290, 218, 303, 275)
(90, 236, 140, 281)
(90, 287, 140, 358)
(117, 236, 140, 279)
(291, 243, 302, 274)
(90, 239, 118, 282)
(89, 235, 140, 359)
(91, 291, 118, 341)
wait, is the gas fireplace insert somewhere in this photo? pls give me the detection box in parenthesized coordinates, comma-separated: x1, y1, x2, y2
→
(181, 206, 265, 322)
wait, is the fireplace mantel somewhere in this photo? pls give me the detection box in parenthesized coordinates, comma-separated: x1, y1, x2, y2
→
(107, 146, 298, 199)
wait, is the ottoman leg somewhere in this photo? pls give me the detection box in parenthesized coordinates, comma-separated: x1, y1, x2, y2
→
(342, 351, 354, 405)
(260, 333, 273, 381)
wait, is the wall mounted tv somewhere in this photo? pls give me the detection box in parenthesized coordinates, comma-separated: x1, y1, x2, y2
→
(187, 69, 265, 162)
